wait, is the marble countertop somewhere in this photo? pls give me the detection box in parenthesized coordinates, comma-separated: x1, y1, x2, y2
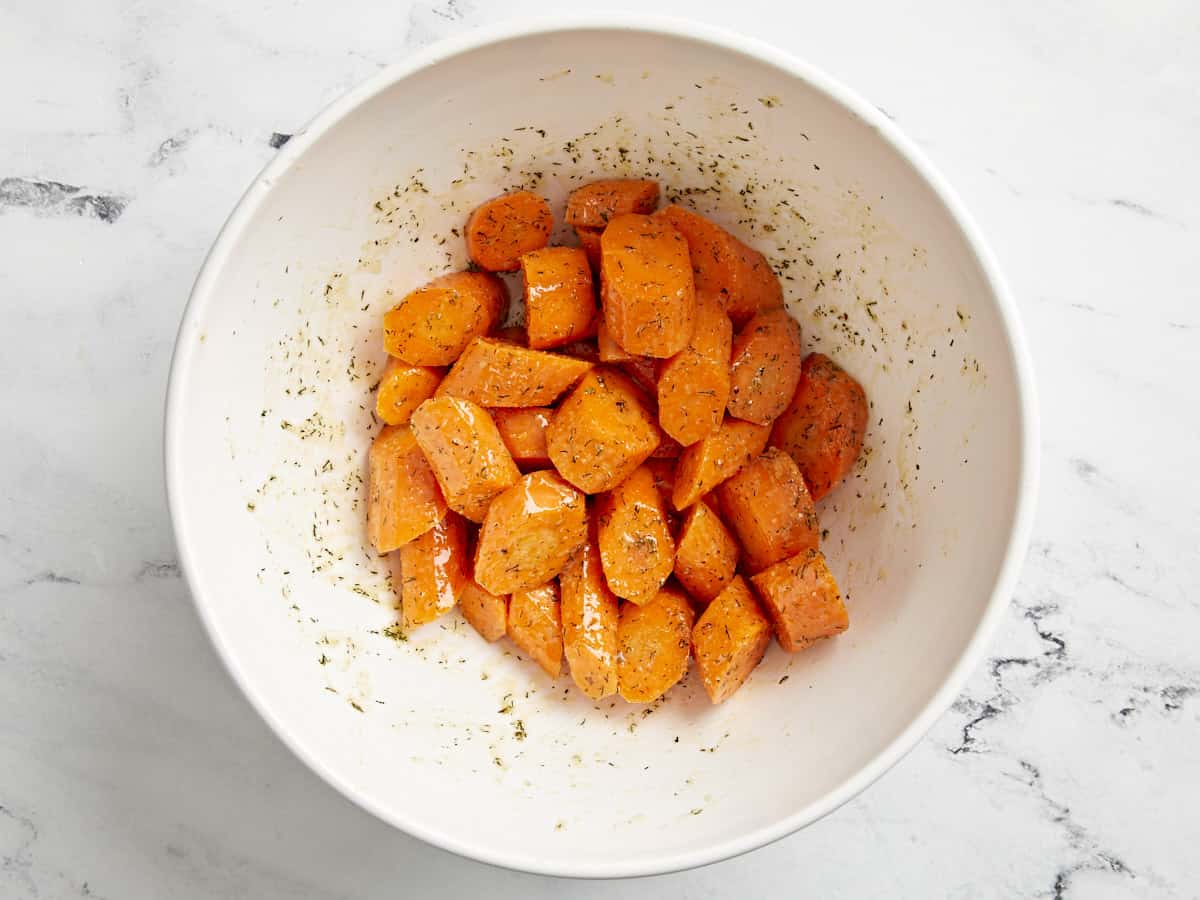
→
(2, 1, 1197, 896)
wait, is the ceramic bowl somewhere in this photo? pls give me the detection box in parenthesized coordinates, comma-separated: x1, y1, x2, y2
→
(165, 15, 1038, 878)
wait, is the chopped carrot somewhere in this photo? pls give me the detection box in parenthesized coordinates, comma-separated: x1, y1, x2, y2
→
(671, 417, 771, 510)
(466, 190, 552, 272)
(384, 271, 507, 366)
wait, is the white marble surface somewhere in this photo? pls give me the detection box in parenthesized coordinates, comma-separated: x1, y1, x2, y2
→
(1, 0, 1197, 896)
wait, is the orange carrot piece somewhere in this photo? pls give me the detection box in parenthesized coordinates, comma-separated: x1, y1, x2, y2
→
(397, 511, 469, 629)
(460, 578, 507, 642)
(375, 358, 442, 426)
(656, 292, 732, 445)
(566, 179, 660, 228)
(465, 190, 552, 272)
(617, 586, 695, 703)
(491, 407, 553, 469)
(674, 500, 739, 603)
(383, 271, 507, 366)
(367, 425, 447, 553)
(436, 337, 593, 408)
(410, 396, 520, 523)
(508, 582, 563, 677)
(671, 417, 771, 510)
(599, 213, 696, 358)
(716, 448, 819, 573)
(727, 308, 803, 426)
(692, 576, 772, 703)
(521, 246, 598, 350)
(770, 352, 868, 501)
(750, 548, 848, 652)
(596, 465, 676, 605)
(559, 533, 620, 699)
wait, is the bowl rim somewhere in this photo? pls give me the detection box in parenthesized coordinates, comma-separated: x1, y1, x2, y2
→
(164, 12, 1040, 880)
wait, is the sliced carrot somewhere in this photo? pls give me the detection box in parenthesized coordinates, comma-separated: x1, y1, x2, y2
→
(750, 548, 848, 652)
(545, 368, 663, 494)
(727, 308, 803, 426)
(474, 470, 588, 595)
(653, 205, 783, 326)
(770, 352, 868, 500)
(367, 425, 447, 553)
(459, 578, 507, 642)
(508, 582, 563, 677)
(617, 586, 695, 703)
(465, 190, 552, 272)
(436, 337, 593, 407)
(674, 500, 739, 603)
(716, 448, 819, 573)
(376, 358, 442, 426)
(521, 246, 598, 350)
(384, 271, 507, 366)
(491, 407, 553, 469)
(566, 178, 660, 228)
(656, 292, 732, 445)
(599, 213, 696, 358)
(691, 576, 772, 703)
(410, 396, 520, 523)
(397, 511, 468, 629)
(671, 417, 771, 510)
(559, 533, 619, 699)
(596, 465, 675, 605)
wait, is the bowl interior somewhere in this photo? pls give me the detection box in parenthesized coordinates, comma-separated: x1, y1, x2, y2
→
(167, 23, 1029, 876)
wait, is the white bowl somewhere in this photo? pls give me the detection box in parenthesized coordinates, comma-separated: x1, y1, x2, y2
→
(165, 15, 1038, 878)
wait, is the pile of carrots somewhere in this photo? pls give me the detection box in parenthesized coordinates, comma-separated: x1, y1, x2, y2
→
(367, 178, 868, 705)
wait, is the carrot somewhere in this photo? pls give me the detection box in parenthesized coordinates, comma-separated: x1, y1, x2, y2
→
(465, 190, 552, 272)
(397, 511, 469, 629)
(673, 500, 739, 603)
(473, 470, 588, 595)
(384, 271, 507, 366)
(691, 576, 772, 703)
(750, 548, 848, 652)
(508, 582, 563, 677)
(566, 178, 660, 228)
(410, 396, 520, 523)
(596, 465, 676, 605)
(491, 407, 553, 469)
(545, 368, 663, 494)
(376, 358, 442, 426)
(654, 205, 783, 326)
(435, 337, 593, 408)
(671, 417, 771, 510)
(559, 532, 619, 699)
(575, 226, 603, 272)
(617, 586, 695, 703)
(650, 434, 683, 459)
(716, 448, 819, 572)
(656, 291, 732, 445)
(727, 308, 803, 426)
(367, 425, 447, 553)
(521, 246, 598, 350)
(770, 352, 868, 500)
(599, 213, 696, 358)
(459, 578, 507, 642)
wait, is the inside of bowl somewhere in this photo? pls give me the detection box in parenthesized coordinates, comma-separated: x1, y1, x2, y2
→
(169, 25, 1027, 874)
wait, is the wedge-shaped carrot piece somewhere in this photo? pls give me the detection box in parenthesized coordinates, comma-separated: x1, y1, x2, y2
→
(596, 322, 634, 362)
(596, 465, 675, 605)
(466, 190, 552, 272)
(617, 586, 695, 703)
(600, 213, 696, 358)
(384, 271, 507, 366)
(474, 470, 588, 595)
(727, 308, 803, 426)
(559, 533, 619, 699)
(654, 205, 783, 327)
(459, 578, 507, 642)
(491, 407, 552, 469)
(576, 227, 603, 272)
(657, 292, 732, 445)
(674, 500, 739, 603)
(367, 425, 447, 553)
(566, 178, 660, 228)
(410, 396, 520, 523)
(671, 417, 770, 510)
(717, 448, 819, 573)
(376, 358, 442, 426)
(546, 368, 663, 494)
(692, 576, 772, 703)
(508, 582, 563, 677)
(521, 246, 598, 350)
(397, 511, 468, 629)
(770, 352, 869, 501)
(750, 548, 848, 652)
(436, 337, 593, 407)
